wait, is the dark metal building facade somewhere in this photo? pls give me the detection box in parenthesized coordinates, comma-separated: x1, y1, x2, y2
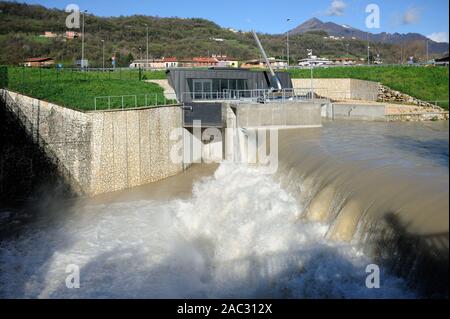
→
(166, 68, 293, 127)
(166, 68, 293, 103)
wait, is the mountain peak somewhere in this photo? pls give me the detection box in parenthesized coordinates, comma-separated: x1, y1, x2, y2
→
(306, 17, 323, 24)
(289, 17, 324, 34)
(288, 17, 449, 53)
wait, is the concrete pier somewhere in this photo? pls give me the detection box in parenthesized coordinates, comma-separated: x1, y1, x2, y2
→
(231, 102, 323, 128)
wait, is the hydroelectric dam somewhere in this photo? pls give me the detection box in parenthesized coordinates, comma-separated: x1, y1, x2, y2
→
(0, 70, 448, 298)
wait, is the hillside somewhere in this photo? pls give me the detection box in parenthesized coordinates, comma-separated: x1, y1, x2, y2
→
(290, 18, 449, 56)
(289, 66, 449, 110)
(0, 1, 412, 66)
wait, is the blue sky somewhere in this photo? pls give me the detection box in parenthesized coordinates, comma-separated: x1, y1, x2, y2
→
(14, 0, 450, 42)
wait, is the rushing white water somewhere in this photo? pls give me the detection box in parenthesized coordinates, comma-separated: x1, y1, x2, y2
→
(0, 163, 413, 299)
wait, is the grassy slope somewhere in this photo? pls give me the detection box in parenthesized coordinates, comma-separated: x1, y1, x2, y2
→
(4, 66, 449, 111)
(6, 68, 170, 110)
(289, 66, 449, 109)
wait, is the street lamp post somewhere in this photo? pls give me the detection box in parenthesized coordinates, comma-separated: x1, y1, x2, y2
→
(286, 18, 291, 69)
(81, 10, 87, 69)
(101, 40, 105, 71)
(307, 49, 314, 100)
(146, 24, 149, 70)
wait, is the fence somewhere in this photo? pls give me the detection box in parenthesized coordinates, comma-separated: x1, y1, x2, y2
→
(181, 88, 318, 104)
(94, 92, 179, 110)
(7, 66, 167, 84)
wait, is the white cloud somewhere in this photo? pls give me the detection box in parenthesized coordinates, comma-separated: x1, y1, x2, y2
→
(427, 32, 449, 43)
(326, 0, 346, 17)
(402, 6, 421, 25)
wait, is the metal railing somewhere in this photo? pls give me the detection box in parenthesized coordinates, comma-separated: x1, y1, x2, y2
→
(181, 88, 318, 104)
(94, 92, 179, 110)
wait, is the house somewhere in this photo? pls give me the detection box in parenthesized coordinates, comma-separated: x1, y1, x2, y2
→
(42, 31, 58, 38)
(129, 57, 179, 69)
(23, 57, 55, 68)
(160, 57, 179, 68)
(214, 55, 239, 68)
(241, 57, 287, 69)
(298, 51, 333, 67)
(268, 58, 288, 69)
(240, 59, 263, 69)
(66, 31, 80, 39)
(332, 57, 356, 65)
(192, 57, 219, 67)
(177, 57, 219, 68)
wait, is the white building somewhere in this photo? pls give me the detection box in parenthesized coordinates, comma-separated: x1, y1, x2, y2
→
(130, 57, 179, 69)
(213, 55, 239, 68)
(298, 51, 333, 67)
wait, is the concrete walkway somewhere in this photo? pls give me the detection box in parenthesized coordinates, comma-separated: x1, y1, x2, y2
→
(145, 79, 177, 101)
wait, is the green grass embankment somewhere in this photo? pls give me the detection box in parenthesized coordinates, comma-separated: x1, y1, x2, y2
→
(5, 67, 171, 111)
(289, 66, 449, 110)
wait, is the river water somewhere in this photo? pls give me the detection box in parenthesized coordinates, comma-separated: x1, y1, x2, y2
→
(0, 121, 448, 299)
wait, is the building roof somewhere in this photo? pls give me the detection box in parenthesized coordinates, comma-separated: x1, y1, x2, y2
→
(242, 59, 262, 64)
(25, 57, 54, 62)
(192, 57, 219, 63)
(161, 57, 178, 62)
(215, 56, 238, 61)
(131, 57, 178, 63)
(333, 57, 356, 61)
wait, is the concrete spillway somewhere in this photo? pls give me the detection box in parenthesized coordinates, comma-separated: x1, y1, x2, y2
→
(274, 122, 449, 297)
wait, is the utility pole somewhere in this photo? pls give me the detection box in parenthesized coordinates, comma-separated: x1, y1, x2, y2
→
(81, 10, 87, 69)
(367, 32, 370, 65)
(286, 18, 291, 69)
(426, 39, 429, 63)
(307, 49, 314, 99)
(401, 39, 404, 64)
(101, 40, 105, 71)
(146, 24, 149, 70)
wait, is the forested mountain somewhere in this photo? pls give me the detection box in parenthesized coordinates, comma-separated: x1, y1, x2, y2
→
(290, 18, 449, 55)
(0, 1, 441, 66)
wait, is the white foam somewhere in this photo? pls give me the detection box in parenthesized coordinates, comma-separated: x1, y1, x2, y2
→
(0, 163, 414, 299)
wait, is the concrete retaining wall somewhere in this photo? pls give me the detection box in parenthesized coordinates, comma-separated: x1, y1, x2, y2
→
(89, 107, 183, 195)
(292, 78, 380, 101)
(1, 89, 184, 197)
(327, 103, 386, 121)
(233, 102, 323, 128)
